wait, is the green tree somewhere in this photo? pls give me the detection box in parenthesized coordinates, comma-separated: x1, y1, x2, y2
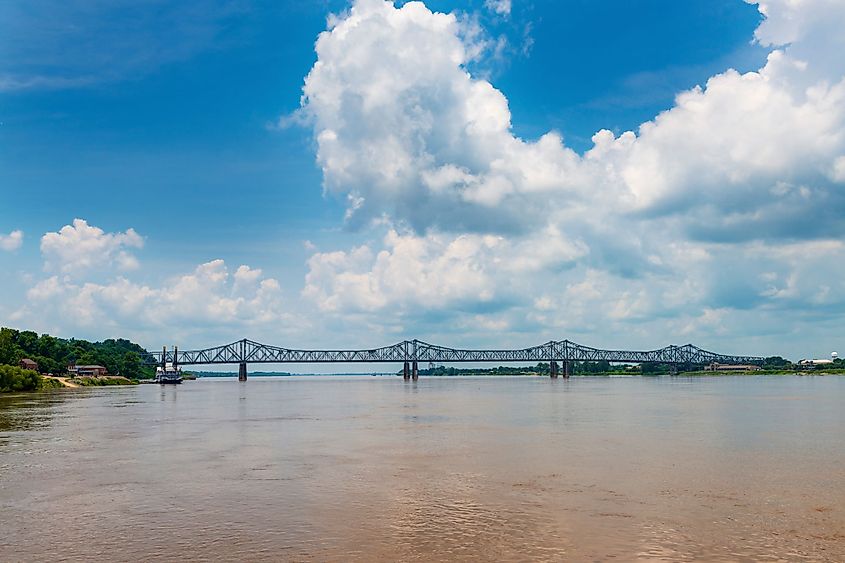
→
(121, 352, 143, 379)
(16, 330, 39, 354)
(0, 328, 21, 365)
(37, 334, 58, 359)
(641, 362, 670, 375)
(76, 351, 100, 366)
(0, 365, 41, 392)
(763, 356, 792, 369)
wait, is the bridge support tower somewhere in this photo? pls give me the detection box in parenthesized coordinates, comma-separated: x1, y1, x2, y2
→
(412, 360, 419, 381)
(403, 361, 411, 380)
(550, 361, 559, 378)
(563, 360, 571, 379)
(238, 362, 248, 381)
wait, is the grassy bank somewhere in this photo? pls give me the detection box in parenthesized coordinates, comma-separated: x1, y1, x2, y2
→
(679, 369, 845, 376)
(71, 376, 138, 387)
(39, 377, 65, 389)
(1, 366, 140, 393)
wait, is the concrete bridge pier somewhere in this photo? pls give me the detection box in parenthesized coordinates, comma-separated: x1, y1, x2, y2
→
(563, 360, 571, 379)
(403, 361, 411, 380)
(412, 360, 419, 381)
(550, 361, 559, 378)
(238, 362, 248, 381)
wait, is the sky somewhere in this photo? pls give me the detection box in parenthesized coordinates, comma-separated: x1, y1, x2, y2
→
(1, 0, 844, 362)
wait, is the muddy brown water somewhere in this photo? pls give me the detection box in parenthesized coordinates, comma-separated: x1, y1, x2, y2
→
(1, 375, 843, 561)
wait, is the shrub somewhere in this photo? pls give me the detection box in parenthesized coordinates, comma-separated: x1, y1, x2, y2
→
(38, 377, 65, 390)
(0, 365, 41, 392)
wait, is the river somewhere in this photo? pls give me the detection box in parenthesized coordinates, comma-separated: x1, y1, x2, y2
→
(1, 375, 843, 561)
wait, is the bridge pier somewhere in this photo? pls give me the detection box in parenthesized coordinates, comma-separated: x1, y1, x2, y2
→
(563, 360, 571, 378)
(550, 360, 559, 379)
(403, 361, 411, 380)
(238, 362, 248, 381)
(412, 360, 419, 381)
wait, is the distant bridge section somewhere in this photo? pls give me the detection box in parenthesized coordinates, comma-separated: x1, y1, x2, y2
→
(143, 339, 763, 381)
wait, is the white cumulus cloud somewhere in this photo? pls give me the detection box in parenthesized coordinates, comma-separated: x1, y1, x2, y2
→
(17, 220, 291, 343)
(304, 225, 587, 314)
(25, 259, 286, 335)
(41, 219, 144, 275)
(0, 230, 23, 251)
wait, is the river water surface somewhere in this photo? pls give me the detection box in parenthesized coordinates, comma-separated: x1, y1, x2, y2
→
(1, 375, 844, 561)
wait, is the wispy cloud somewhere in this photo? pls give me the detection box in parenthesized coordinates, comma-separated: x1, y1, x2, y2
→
(0, 0, 247, 91)
(0, 74, 99, 93)
(484, 0, 511, 17)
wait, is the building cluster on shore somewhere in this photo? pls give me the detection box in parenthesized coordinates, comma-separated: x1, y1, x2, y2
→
(704, 363, 761, 372)
(19, 358, 109, 378)
(797, 352, 838, 368)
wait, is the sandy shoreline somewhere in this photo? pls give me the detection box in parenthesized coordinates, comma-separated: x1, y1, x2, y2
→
(43, 376, 79, 388)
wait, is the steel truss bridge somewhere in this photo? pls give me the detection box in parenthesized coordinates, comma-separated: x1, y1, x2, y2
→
(143, 339, 763, 381)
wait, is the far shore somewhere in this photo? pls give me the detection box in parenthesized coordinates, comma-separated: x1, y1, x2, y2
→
(187, 370, 845, 378)
(4, 370, 841, 395)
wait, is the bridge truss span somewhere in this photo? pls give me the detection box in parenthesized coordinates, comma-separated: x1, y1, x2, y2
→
(154, 339, 410, 365)
(143, 338, 763, 368)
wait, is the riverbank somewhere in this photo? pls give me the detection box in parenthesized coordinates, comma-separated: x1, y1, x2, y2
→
(67, 376, 138, 387)
(679, 369, 845, 376)
(412, 370, 845, 377)
(43, 376, 79, 388)
(8, 375, 138, 392)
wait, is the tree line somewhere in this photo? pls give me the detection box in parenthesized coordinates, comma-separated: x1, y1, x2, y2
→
(0, 327, 153, 380)
(416, 361, 653, 376)
(411, 355, 831, 376)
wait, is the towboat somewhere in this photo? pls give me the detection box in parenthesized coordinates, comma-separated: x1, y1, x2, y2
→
(155, 363, 183, 384)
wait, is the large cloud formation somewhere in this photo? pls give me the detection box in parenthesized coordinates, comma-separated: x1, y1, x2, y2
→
(303, 0, 845, 234)
(16, 220, 288, 343)
(300, 0, 845, 351)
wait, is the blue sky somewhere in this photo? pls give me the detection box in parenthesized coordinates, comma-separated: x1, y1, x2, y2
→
(1, 0, 844, 362)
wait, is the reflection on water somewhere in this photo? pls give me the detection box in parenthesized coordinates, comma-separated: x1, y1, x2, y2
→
(0, 391, 70, 433)
(1, 376, 844, 561)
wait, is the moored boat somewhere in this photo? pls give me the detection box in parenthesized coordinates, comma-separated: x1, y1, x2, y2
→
(155, 363, 183, 384)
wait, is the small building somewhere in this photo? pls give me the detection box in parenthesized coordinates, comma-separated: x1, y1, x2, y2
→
(19, 358, 38, 372)
(705, 362, 761, 372)
(798, 352, 839, 368)
(798, 359, 834, 367)
(68, 364, 108, 377)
